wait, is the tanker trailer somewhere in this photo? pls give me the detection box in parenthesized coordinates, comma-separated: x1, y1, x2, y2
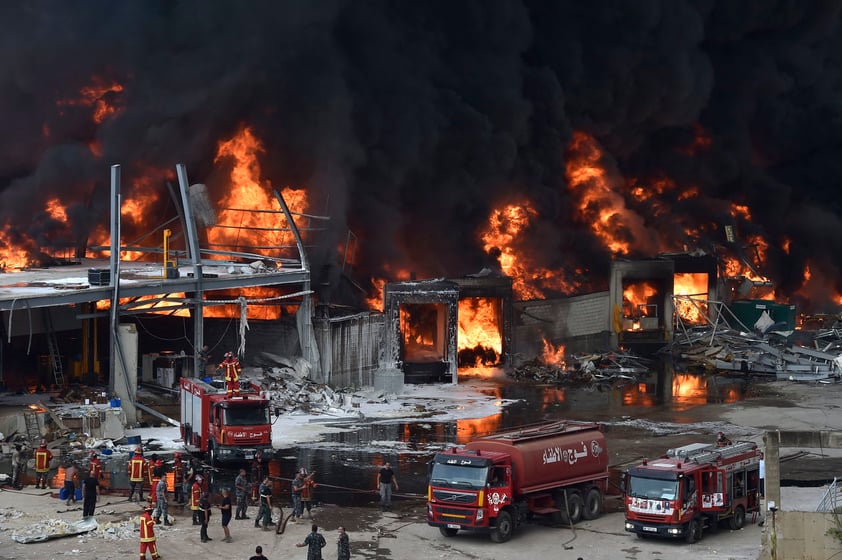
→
(426, 421, 608, 542)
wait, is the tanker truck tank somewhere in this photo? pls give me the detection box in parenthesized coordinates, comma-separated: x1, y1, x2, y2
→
(465, 421, 608, 495)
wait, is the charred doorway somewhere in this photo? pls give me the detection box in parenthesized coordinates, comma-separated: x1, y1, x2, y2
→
(383, 275, 514, 384)
(610, 259, 674, 350)
(384, 280, 459, 384)
(669, 252, 718, 326)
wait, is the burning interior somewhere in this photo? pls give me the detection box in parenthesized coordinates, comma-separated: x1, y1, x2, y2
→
(384, 274, 513, 384)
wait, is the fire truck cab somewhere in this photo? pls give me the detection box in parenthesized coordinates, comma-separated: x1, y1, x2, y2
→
(180, 377, 274, 465)
(623, 440, 762, 543)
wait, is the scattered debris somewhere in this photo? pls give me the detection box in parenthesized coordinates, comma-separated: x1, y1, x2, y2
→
(11, 516, 98, 543)
(672, 314, 842, 382)
(512, 351, 651, 386)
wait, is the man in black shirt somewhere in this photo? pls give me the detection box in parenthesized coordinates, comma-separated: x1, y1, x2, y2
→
(376, 462, 399, 511)
(248, 545, 267, 560)
(81, 469, 99, 518)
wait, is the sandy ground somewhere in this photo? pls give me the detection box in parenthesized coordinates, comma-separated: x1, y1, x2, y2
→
(1, 378, 838, 559)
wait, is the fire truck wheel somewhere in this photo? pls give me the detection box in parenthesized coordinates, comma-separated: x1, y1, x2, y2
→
(490, 510, 513, 543)
(439, 527, 458, 538)
(685, 518, 701, 544)
(582, 488, 602, 520)
(566, 492, 584, 524)
(729, 505, 746, 530)
(555, 490, 583, 525)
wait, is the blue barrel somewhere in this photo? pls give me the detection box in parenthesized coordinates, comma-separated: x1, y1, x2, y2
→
(110, 398, 121, 408)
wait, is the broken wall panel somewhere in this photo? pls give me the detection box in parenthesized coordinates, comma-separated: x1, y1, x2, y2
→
(314, 312, 384, 388)
(514, 292, 611, 358)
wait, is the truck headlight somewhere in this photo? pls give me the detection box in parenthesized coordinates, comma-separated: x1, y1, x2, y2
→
(668, 527, 681, 535)
(476, 509, 484, 522)
(625, 522, 633, 530)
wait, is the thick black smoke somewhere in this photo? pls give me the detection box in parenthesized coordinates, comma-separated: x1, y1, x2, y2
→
(1, 1, 841, 310)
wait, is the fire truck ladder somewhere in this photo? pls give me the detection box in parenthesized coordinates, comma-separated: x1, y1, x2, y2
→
(42, 308, 65, 387)
(670, 441, 758, 465)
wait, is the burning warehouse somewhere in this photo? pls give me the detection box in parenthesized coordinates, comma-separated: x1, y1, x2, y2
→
(0, 4, 840, 421)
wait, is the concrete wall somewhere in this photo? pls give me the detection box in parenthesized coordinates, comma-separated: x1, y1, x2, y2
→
(758, 430, 842, 560)
(514, 292, 612, 359)
(759, 511, 842, 560)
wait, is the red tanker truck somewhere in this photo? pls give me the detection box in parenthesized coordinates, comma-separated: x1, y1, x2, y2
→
(426, 421, 609, 543)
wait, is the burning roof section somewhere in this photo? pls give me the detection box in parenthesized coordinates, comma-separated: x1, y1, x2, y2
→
(0, 4, 841, 314)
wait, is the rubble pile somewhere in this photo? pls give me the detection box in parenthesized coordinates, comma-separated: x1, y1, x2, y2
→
(673, 325, 842, 382)
(512, 352, 651, 386)
(11, 516, 98, 543)
(256, 366, 364, 419)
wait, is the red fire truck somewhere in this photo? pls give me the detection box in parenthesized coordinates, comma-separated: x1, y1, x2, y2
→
(427, 421, 609, 543)
(623, 439, 763, 543)
(180, 377, 274, 465)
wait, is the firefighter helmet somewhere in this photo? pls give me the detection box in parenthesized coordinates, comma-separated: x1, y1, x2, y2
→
(40, 439, 47, 447)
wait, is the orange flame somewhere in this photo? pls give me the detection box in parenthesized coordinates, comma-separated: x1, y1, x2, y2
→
(56, 78, 125, 124)
(673, 273, 708, 324)
(541, 337, 566, 367)
(204, 126, 310, 320)
(457, 297, 502, 369)
(620, 280, 660, 330)
(565, 131, 656, 256)
(480, 200, 579, 299)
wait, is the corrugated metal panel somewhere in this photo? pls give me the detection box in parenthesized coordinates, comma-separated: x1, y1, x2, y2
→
(316, 313, 385, 388)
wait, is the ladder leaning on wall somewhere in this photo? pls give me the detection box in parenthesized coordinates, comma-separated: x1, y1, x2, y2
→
(42, 308, 65, 387)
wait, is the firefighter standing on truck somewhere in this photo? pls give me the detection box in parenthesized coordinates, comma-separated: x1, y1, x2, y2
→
(218, 351, 241, 395)
(34, 440, 52, 489)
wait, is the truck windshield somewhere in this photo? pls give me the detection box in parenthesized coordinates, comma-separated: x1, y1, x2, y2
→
(627, 476, 678, 500)
(223, 406, 270, 426)
(429, 463, 488, 490)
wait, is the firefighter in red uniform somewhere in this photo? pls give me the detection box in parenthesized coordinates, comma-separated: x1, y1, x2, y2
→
(128, 449, 148, 502)
(89, 452, 103, 480)
(149, 471, 160, 509)
(34, 440, 53, 489)
(139, 502, 161, 560)
(190, 475, 203, 525)
(218, 351, 241, 394)
(172, 452, 185, 504)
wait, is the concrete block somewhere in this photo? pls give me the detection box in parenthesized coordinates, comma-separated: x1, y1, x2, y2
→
(374, 367, 404, 395)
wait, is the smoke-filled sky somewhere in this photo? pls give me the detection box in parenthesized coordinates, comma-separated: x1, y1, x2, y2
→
(2, 1, 842, 310)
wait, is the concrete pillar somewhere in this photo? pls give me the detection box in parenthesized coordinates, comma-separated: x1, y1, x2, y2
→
(763, 430, 781, 509)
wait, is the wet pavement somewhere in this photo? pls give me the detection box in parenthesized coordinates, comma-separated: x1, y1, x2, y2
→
(205, 360, 767, 509)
